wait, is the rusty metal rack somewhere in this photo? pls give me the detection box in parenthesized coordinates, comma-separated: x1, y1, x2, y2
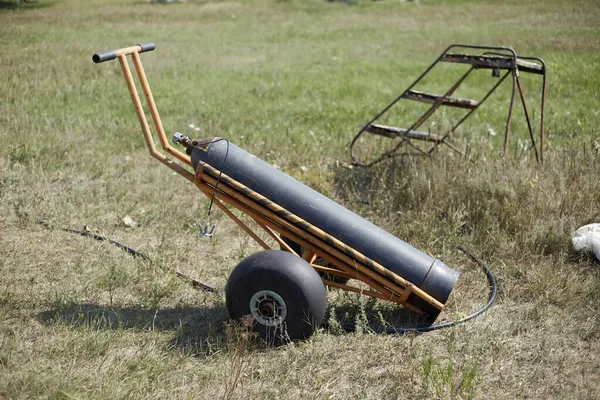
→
(350, 44, 547, 166)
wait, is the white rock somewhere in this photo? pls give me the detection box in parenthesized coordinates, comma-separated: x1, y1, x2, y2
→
(122, 215, 137, 228)
(572, 223, 600, 261)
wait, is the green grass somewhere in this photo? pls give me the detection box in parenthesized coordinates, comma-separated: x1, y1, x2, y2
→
(1, 0, 600, 398)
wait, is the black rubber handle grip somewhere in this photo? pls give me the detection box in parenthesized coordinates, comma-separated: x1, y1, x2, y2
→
(137, 42, 156, 53)
(92, 43, 156, 64)
(92, 50, 117, 64)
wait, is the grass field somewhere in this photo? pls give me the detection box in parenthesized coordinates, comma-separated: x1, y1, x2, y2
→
(1, 0, 599, 398)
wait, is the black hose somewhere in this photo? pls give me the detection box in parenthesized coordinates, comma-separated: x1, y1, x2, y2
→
(37, 220, 150, 260)
(338, 246, 497, 334)
(37, 220, 217, 293)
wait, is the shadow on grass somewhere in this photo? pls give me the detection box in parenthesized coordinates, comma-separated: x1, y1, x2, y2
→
(34, 299, 437, 353)
(36, 302, 231, 355)
(326, 301, 435, 334)
(0, 0, 54, 10)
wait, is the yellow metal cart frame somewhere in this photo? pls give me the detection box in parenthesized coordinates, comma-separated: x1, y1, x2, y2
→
(92, 43, 447, 325)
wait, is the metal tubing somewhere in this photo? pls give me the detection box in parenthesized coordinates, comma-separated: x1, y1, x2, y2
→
(503, 72, 518, 159)
(429, 70, 511, 153)
(375, 66, 475, 163)
(131, 52, 192, 167)
(351, 44, 518, 165)
(516, 77, 539, 162)
(350, 55, 446, 163)
(323, 280, 400, 302)
(198, 173, 389, 302)
(302, 249, 318, 264)
(373, 69, 475, 163)
(350, 44, 550, 163)
(540, 72, 547, 164)
(211, 197, 271, 250)
(517, 56, 547, 164)
(260, 224, 359, 280)
(485, 53, 546, 163)
(411, 67, 474, 131)
(259, 223, 299, 255)
(312, 265, 355, 280)
(117, 55, 195, 183)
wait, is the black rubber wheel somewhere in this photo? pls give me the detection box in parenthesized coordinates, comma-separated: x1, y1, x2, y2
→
(225, 250, 327, 342)
(279, 236, 350, 285)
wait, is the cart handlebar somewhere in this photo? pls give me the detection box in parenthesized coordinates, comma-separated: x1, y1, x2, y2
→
(92, 43, 155, 64)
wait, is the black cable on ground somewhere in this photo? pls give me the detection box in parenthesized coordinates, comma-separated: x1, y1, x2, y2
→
(37, 220, 218, 293)
(338, 246, 497, 334)
(175, 271, 218, 293)
(37, 220, 150, 260)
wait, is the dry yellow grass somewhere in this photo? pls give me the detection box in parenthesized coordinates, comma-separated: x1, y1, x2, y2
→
(1, 0, 599, 398)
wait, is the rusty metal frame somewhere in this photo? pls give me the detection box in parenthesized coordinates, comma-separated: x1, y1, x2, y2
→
(350, 44, 547, 166)
(99, 44, 443, 315)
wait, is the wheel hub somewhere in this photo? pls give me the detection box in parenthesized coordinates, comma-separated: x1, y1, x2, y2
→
(249, 290, 287, 327)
